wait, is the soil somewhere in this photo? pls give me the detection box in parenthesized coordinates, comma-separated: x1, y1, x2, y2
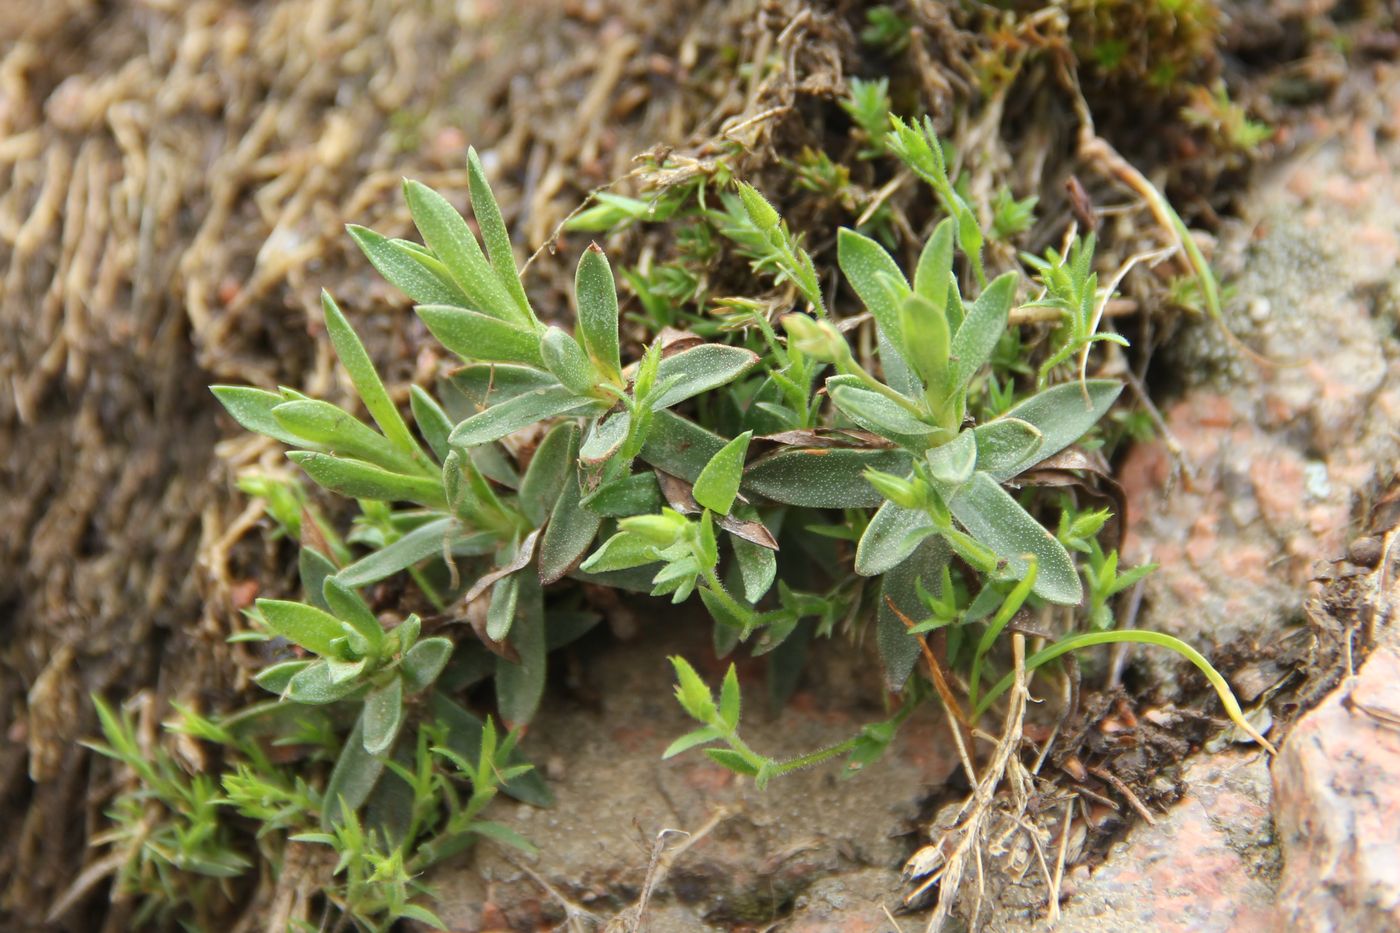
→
(2, 1, 1397, 930)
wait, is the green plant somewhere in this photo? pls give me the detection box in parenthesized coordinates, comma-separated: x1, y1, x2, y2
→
(90, 98, 1272, 927)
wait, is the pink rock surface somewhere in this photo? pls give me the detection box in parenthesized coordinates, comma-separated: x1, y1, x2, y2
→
(1057, 752, 1279, 933)
(1273, 642, 1400, 931)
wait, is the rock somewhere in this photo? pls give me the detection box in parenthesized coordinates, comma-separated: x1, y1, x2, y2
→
(1055, 751, 1279, 933)
(1273, 642, 1400, 931)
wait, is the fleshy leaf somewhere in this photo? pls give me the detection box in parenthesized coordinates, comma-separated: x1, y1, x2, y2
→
(540, 326, 598, 396)
(417, 305, 544, 367)
(648, 345, 759, 411)
(971, 418, 1042, 479)
(692, 431, 752, 514)
(449, 386, 597, 449)
(519, 422, 578, 525)
(946, 471, 1081, 604)
(288, 452, 446, 509)
(855, 500, 935, 576)
(322, 718, 386, 828)
(744, 448, 913, 508)
(984, 380, 1123, 481)
(924, 429, 977, 486)
(256, 599, 346, 657)
(212, 386, 319, 448)
(362, 677, 405, 755)
(347, 224, 468, 307)
(575, 244, 622, 381)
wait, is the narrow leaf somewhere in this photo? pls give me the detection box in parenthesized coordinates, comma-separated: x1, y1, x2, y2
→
(575, 244, 622, 380)
(211, 386, 318, 448)
(403, 180, 522, 325)
(401, 637, 453, 692)
(417, 305, 544, 367)
(838, 228, 909, 349)
(495, 574, 546, 725)
(322, 578, 384, 653)
(971, 418, 1042, 479)
(579, 411, 631, 466)
(272, 400, 415, 472)
(986, 380, 1122, 481)
(288, 452, 446, 508)
(448, 386, 596, 449)
(467, 147, 533, 322)
(855, 500, 935, 576)
(829, 383, 938, 438)
(322, 718, 386, 828)
(946, 471, 1082, 604)
(949, 271, 1016, 391)
(320, 291, 423, 461)
(256, 599, 344, 657)
(519, 422, 578, 525)
(648, 345, 759, 411)
(347, 224, 468, 306)
(692, 430, 752, 514)
(362, 678, 405, 755)
(410, 386, 453, 461)
(744, 448, 913, 508)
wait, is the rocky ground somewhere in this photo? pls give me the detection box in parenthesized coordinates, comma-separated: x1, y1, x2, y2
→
(2, 1, 1399, 930)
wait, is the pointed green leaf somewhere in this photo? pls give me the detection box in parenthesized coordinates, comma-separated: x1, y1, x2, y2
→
(661, 726, 723, 759)
(946, 471, 1082, 604)
(256, 599, 345, 657)
(212, 386, 319, 447)
(448, 386, 597, 449)
(855, 500, 935, 576)
(579, 411, 631, 466)
(838, 227, 909, 349)
(877, 538, 950, 690)
(649, 344, 760, 411)
(581, 470, 663, 517)
(925, 429, 977, 486)
(336, 518, 489, 587)
(704, 748, 760, 777)
(519, 422, 578, 526)
(402, 637, 453, 692)
(403, 179, 522, 326)
(496, 573, 546, 725)
(579, 532, 657, 573)
(362, 677, 405, 755)
(986, 380, 1123, 481)
(347, 224, 468, 306)
(300, 547, 337, 611)
(410, 386, 453, 462)
(272, 400, 416, 473)
(417, 305, 544, 367)
(253, 660, 310, 695)
(950, 271, 1016, 390)
(718, 664, 741, 729)
(538, 468, 602, 586)
(744, 448, 913, 508)
(732, 534, 777, 603)
(443, 364, 557, 416)
(575, 244, 622, 380)
(829, 382, 938, 438)
(540, 326, 599, 396)
(693, 430, 752, 514)
(896, 290, 950, 393)
(913, 218, 955, 306)
(485, 573, 520, 642)
(287, 661, 363, 704)
(971, 418, 1042, 479)
(639, 409, 726, 482)
(322, 578, 384, 653)
(320, 291, 424, 461)
(467, 147, 533, 323)
(288, 452, 446, 508)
